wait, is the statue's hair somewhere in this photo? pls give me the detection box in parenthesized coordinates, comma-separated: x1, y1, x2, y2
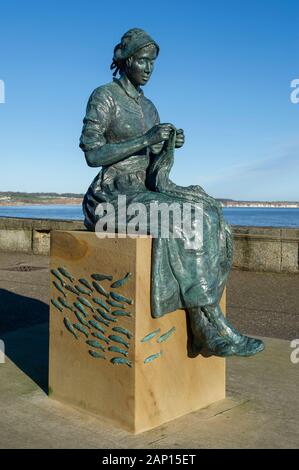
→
(110, 28, 159, 77)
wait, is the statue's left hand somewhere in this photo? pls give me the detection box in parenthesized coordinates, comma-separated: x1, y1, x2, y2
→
(175, 129, 185, 148)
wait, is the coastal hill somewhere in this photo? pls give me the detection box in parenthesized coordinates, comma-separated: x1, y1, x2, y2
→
(0, 192, 298, 208)
(0, 192, 84, 206)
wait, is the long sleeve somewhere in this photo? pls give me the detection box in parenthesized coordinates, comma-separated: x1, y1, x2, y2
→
(80, 83, 154, 167)
(79, 87, 114, 152)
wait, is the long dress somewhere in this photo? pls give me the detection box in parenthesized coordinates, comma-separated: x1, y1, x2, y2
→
(80, 77, 233, 318)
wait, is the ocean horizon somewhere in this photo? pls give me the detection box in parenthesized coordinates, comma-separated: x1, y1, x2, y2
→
(0, 204, 299, 228)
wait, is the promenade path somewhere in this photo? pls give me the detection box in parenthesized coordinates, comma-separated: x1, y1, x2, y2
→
(0, 251, 298, 448)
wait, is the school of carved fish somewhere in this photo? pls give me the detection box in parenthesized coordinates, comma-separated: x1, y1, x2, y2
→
(51, 266, 176, 368)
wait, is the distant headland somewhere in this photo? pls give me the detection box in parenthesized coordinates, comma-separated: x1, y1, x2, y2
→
(0, 192, 298, 208)
(0, 192, 84, 206)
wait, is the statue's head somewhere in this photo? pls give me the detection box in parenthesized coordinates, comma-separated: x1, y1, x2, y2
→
(110, 28, 159, 87)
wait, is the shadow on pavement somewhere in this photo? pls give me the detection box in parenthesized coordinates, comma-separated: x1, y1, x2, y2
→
(0, 288, 49, 393)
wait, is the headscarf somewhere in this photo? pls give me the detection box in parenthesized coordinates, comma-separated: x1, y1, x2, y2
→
(110, 28, 159, 77)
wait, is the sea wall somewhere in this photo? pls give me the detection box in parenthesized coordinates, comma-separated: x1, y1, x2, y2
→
(0, 218, 84, 256)
(0, 217, 298, 274)
(233, 225, 299, 273)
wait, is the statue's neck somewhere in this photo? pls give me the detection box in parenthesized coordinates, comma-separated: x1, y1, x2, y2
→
(117, 74, 143, 100)
(120, 74, 141, 93)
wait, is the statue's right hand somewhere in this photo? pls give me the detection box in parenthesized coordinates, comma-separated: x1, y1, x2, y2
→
(146, 123, 175, 145)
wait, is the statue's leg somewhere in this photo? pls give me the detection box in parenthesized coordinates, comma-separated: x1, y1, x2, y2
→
(202, 303, 264, 356)
(188, 307, 236, 357)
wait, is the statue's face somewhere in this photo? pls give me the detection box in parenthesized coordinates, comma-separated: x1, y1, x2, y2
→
(125, 45, 157, 87)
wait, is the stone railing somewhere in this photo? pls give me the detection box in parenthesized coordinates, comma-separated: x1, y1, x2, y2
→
(0, 217, 298, 274)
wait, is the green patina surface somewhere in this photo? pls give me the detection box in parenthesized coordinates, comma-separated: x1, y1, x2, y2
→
(79, 28, 264, 358)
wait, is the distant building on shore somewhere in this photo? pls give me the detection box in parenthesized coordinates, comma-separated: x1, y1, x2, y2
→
(218, 199, 299, 208)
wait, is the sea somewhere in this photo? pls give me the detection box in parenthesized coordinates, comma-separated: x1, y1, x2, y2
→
(0, 205, 298, 227)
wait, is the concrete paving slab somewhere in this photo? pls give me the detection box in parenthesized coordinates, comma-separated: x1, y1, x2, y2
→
(227, 270, 299, 340)
(0, 324, 298, 449)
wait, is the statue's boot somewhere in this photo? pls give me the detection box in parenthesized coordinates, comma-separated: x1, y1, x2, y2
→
(202, 303, 264, 356)
(188, 307, 237, 357)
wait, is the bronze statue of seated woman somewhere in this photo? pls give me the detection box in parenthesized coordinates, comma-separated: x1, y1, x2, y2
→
(80, 28, 264, 358)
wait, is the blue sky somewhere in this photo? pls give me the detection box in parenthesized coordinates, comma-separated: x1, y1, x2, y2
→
(0, 0, 298, 200)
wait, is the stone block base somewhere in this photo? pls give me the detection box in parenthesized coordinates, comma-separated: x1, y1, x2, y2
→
(49, 231, 226, 433)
